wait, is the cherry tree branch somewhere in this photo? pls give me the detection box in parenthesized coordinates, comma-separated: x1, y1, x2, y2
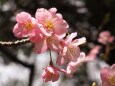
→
(0, 38, 30, 46)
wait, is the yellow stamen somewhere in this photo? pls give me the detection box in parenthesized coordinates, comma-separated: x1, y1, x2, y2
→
(24, 22, 33, 30)
(108, 76, 115, 85)
(45, 20, 53, 29)
(68, 45, 76, 55)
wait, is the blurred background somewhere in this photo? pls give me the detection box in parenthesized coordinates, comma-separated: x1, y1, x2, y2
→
(0, 0, 115, 86)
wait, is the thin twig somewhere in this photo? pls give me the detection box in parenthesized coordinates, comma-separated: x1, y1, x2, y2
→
(0, 38, 30, 46)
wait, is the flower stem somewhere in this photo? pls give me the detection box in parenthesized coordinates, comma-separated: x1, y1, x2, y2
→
(48, 48, 53, 66)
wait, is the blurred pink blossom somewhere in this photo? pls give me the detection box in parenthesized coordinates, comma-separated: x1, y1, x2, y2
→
(100, 64, 115, 86)
(35, 8, 68, 37)
(98, 31, 114, 45)
(86, 45, 101, 59)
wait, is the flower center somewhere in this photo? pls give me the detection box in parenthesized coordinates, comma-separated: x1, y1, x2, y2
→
(67, 45, 77, 56)
(24, 22, 33, 30)
(108, 76, 115, 85)
(45, 20, 53, 30)
(68, 46, 76, 54)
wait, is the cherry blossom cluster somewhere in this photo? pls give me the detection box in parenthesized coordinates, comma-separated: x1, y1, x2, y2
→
(13, 7, 93, 82)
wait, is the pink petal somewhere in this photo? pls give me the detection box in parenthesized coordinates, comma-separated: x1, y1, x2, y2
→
(16, 12, 31, 23)
(56, 52, 66, 66)
(108, 36, 115, 43)
(56, 13, 63, 19)
(73, 37, 86, 46)
(110, 64, 115, 76)
(46, 35, 61, 51)
(98, 37, 106, 44)
(69, 52, 85, 67)
(86, 46, 101, 60)
(49, 8, 57, 14)
(53, 19, 68, 35)
(99, 31, 111, 38)
(77, 52, 86, 61)
(65, 32, 77, 44)
(34, 38, 47, 54)
(100, 67, 110, 81)
(52, 70, 59, 82)
(35, 8, 52, 21)
(13, 24, 23, 38)
(29, 29, 44, 43)
(47, 66, 55, 74)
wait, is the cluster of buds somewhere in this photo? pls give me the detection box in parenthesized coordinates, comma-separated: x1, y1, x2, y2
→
(13, 7, 94, 82)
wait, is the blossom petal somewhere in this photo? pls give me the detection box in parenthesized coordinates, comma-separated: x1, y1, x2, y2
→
(52, 70, 59, 82)
(73, 37, 86, 46)
(53, 19, 68, 35)
(49, 8, 57, 14)
(29, 29, 44, 43)
(66, 64, 76, 78)
(65, 32, 77, 44)
(100, 67, 110, 81)
(56, 52, 66, 66)
(110, 64, 115, 76)
(35, 8, 52, 21)
(13, 24, 23, 38)
(34, 38, 47, 54)
(16, 12, 31, 23)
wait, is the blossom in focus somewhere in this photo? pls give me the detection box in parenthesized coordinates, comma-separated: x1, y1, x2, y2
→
(100, 64, 115, 86)
(66, 52, 94, 78)
(13, 12, 42, 39)
(98, 31, 114, 45)
(56, 32, 86, 66)
(35, 8, 68, 37)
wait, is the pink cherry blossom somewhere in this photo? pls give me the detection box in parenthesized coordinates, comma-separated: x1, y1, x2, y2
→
(56, 32, 86, 66)
(13, 12, 43, 41)
(42, 66, 59, 82)
(100, 64, 115, 86)
(35, 8, 68, 36)
(66, 52, 95, 78)
(42, 66, 66, 82)
(98, 31, 114, 45)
